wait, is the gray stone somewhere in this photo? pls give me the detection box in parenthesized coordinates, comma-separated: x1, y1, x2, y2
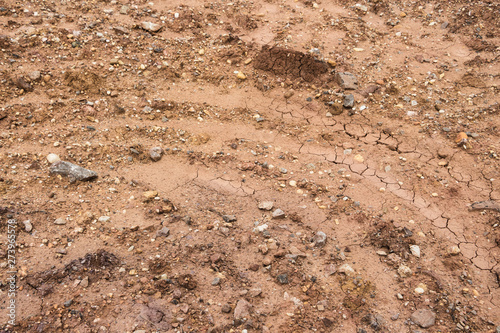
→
(234, 299, 252, 320)
(496, 325, 500, 333)
(63, 300, 73, 307)
(98, 216, 110, 222)
(120, 5, 129, 14)
(313, 231, 327, 247)
(141, 21, 162, 32)
(272, 209, 285, 219)
(149, 147, 163, 161)
(410, 309, 436, 328)
(211, 277, 221, 286)
(335, 72, 358, 90)
(221, 304, 232, 313)
(49, 161, 98, 182)
(156, 226, 170, 237)
(258, 201, 274, 211)
(343, 94, 355, 108)
(277, 273, 289, 284)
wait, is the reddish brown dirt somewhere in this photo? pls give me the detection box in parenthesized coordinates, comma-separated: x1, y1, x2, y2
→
(0, 0, 499, 332)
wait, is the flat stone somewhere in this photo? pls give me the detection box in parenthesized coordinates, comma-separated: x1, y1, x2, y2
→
(141, 21, 162, 32)
(234, 299, 252, 320)
(272, 209, 285, 219)
(49, 161, 98, 182)
(335, 72, 358, 90)
(258, 201, 274, 211)
(54, 218, 66, 225)
(277, 273, 289, 284)
(410, 309, 436, 328)
(343, 94, 354, 108)
(156, 226, 170, 237)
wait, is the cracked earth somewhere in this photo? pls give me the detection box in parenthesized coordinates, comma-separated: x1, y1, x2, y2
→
(0, 0, 499, 332)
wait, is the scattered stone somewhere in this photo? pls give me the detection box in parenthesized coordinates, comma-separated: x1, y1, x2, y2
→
(410, 309, 436, 328)
(211, 277, 221, 286)
(28, 71, 41, 81)
(277, 274, 289, 284)
(343, 94, 354, 108)
(410, 245, 421, 258)
(234, 299, 252, 320)
(54, 218, 66, 225)
(80, 276, 89, 288)
(249, 288, 262, 297)
(222, 215, 237, 222)
(312, 231, 327, 247)
(335, 72, 358, 90)
(338, 264, 355, 276)
(398, 264, 413, 278)
(324, 264, 337, 275)
(63, 300, 73, 307)
(149, 147, 163, 161)
(447, 245, 461, 255)
(236, 71, 247, 80)
(455, 132, 468, 145)
(156, 227, 170, 237)
(23, 220, 33, 232)
(141, 22, 162, 32)
(98, 216, 110, 223)
(143, 191, 158, 201)
(258, 201, 274, 211)
(49, 161, 98, 182)
(272, 209, 285, 219)
(120, 5, 129, 14)
(15, 76, 33, 91)
(222, 304, 232, 313)
(284, 90, 294, 99)
(45, 149, 59, 162)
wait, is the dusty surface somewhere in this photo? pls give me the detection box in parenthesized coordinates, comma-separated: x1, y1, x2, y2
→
(0, 0, 499, 332)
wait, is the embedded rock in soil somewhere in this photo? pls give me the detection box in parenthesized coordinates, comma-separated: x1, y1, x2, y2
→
(410, 309, 436, 328)
(272, 209, 285, 219)
(343, 94, 355, 108)
(149, 147, 164, 161)
(335, 72, 358, 90)
(141, 22, 162, 32)
(234, 299, 252, 320)
(313, 231, 327, 247)
(49, 161, 98, 182)
(258, 201, 274, 211)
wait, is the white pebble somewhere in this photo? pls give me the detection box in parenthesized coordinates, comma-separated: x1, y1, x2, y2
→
(47, 153, 61, 164)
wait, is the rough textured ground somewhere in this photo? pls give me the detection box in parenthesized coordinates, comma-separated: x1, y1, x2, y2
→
(0, 0, 499, 332)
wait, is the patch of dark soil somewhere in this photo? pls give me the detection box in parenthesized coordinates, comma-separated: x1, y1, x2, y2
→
(63, 70, 104, 94)
(25, 250, 119, 290)
(253, 46, 329, 82)
(369, 221, 415, 259)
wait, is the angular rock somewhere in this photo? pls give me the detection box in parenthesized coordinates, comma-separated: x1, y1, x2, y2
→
(313, 231, 327, 247)
(410, 309, 436, 328)
(335, 72, 358, 90)
(49, 161, 98, 182)
(222, 215, 237, 222)
(141, 22, 162, 32)
(277, 273, 289, 284)
(221, 304, 232, 313)
(234, 299, 252, 320)
(343, 94, 355, 108)
(149, 147, 163, 161)
(258, 201, 274, 211)
(338, 264, 355, 276)
(272, 209, 285, 219)
(156, 227, 170, 237)
(54, 218, 66, 225)
(398, 264, 412, 278)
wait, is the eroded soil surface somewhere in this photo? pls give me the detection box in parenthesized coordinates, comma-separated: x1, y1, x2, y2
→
(0, 0, 499, 332)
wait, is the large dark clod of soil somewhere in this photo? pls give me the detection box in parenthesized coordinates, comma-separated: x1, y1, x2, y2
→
(253, 45, 329, 82)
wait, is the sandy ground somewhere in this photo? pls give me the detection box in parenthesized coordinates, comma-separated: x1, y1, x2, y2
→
(0, 0, 499, 332)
